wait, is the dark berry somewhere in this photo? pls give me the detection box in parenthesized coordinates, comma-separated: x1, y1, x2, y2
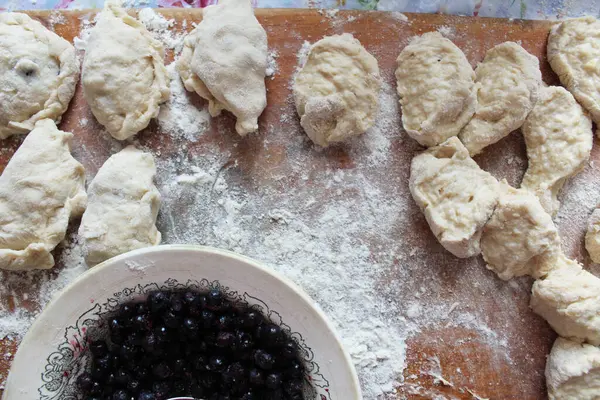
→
(137, 391, 155, 400)
(142, 333, 157, 352)
(216, 331, 235, 347)
(76, 373, 94, 391)
(154, 325, 169, 342)
(127, 379, 141, 393)
(265, 372, 282, 389)
(199, 372, 218, 388)
(241, 310, 262, 328)
(200, 310, 215, 329)
(216, 314, 233, 330)
(132, 365, 150, 380)
(183, 317, 199, 334)
(284, 379, 304, 394)
(183, 291, 201, 306)
(89, 340, 108, 358)
(249, 368, 264, 386)
(151, 381, 170, 398)
(132, 314, 150, 330)
(120, 303, 135, 316)
(285, 359, 305, 378)
(169, 293, 184, 314)
(108, 318, 123, 333)
(152, 362, 171, 379)
(162, 310, 181, 328)
(254, 350, 275, 370)
(281, 340, 298, 359)
(193, 354, 209, 371)
(111, 389, 129, 400)
(114, 369, 130, 386)
(240, 392, 256, 400)
(147, 291, 169, 314)
(171, 358, 187, 373)
(208, 355, 226, 371)
(136, 302, 148, 315)
(207, 289, 223, 307)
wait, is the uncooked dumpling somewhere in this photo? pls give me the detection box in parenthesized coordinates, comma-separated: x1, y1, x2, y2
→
(82, 0, 169, 140)
(531, 254, 600, 345)
(0, 13, 78, 139)
(548, 17, 600, 124)
(0, 119, 86, 270)
(177, 0, 268, 136)
(293, 33, 380, 147)
(521, 86, 593, 216)
(409, 137, 500, 258)
(480, 182, 560, 281)
(79, 146, 161, 266)
(546, 337, 600, 400)
(395, 32, 476, 147)
(459, 42, 542, 155)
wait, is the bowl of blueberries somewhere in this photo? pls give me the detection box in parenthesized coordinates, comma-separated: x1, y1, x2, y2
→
(3, 245, 361, 400)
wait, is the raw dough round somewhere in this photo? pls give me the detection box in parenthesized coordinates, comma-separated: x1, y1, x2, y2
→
(82, 1, 170, 140)
(531, 254, 600, 345)
(0, 13, 79, 139)
(548, 16, 600, 124)
(395, 32, 476, 147)
(546, 337, 600, 400)
(481, 182, 560, 280)
(177, 0, 268, 136)
(293, 33, 380, 147)
(459, 41, 541, 156)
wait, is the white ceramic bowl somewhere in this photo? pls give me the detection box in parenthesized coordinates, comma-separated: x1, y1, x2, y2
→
(3, 245, 361, 400)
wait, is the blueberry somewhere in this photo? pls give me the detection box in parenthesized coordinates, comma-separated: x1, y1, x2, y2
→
(132, 365, 150, 380)
(109, 317, 123, 333)
(136, 303, 149, 315)
(172, 379, 189, 395)
(280, 340, 298, 359)
(241, 310, 262, 328)
(154, 325, 169, 342)
(207, 289, 223, 307)
(152, 362, 171, 379)
(200, 310, 215, 329)
(111, 389, 129, 400)
(137, 391, 155, 400)
(263, 389, 283, 400)
(216, 314, 233, 330)
(285, 359, 305, 378)
(284, 379, 304, 394)
(183, 317, 199, 334)
(216, 331, 235, 348)
(199, 372, 218, 388)
(193, 354, 209, 371)
(248, 368, 264, 386)
(76, 373, 94, 391)
(127, 379, 141, 393)
(142, 333, 157, 352)
(240, 392, 256, 400)
(169, 294, 184, 314)
(151, 381, 170, 398)
(89, 340, 108, 358)
(183, 291, 201, 306)
(254, 350, 275, 370)
(208, 355, 226, 371)
(119, 303, 135, 316)
(162, 310, 181, 328)
(171, 358, 187, 373)
(265, 372, 282, 389)
(132, 314, 150, 330)
(89, 380, 102, 395)
(148, 291, 169, 314)
(114, 369, 130, 386)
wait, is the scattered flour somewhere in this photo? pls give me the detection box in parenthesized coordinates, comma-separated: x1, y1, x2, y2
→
(137, 8, 185, 52)
(265, 50, 279, 78)
(390, 11, 409, 22)
(437, 25, 457, 39)
(157, 63, 210, 142)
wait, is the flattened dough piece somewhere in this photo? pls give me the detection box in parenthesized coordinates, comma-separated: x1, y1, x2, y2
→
(548, 17, 600, 124)
(293, 33, 380, 147)
(79, 146, 161, 266)
(546, 337, 600, 400)
(177, 0, 267, 136)
(459, 42, 542, 155)
(531, 254, 600, 345)
(82, 1, 169, 140)
(0, 12, 78, 139)
(0, 119, 86, 270)
(396, 32, 476, 147)
(521, 86, 593, 215)
(481, 182, 560, 281)
(586, 209, 600, 264)
(409, 137, 500, 258)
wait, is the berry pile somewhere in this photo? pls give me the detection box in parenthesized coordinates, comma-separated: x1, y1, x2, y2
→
(76, 289, 306, 400)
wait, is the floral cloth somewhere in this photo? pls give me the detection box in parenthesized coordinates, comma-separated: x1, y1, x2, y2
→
(1, 0, 598, 21)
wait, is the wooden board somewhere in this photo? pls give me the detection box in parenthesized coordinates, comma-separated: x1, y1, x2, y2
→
(0, 8, 586, 400)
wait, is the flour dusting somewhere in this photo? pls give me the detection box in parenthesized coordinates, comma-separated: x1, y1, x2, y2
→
(138, 8, 185, 52)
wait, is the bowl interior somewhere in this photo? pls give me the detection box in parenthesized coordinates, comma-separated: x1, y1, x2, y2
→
(2, 245, 361, 400)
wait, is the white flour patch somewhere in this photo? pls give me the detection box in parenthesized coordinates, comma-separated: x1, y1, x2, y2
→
(158, 63, 210, 142)
(138, 8, 185, 52)
(266, 50, 279, 78)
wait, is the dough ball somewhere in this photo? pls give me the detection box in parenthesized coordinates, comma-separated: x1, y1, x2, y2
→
(82, 0, 170, 140)
(546, 337, 600, 400)
(0, 13, 78, 139)
(0, 119, 86, 270)
(293, 33, 380, 147)
(79, 146, 161, 266)
(586, 208, 600, 264)
(177, 0, 268, 136)
(459, 42, 542, 156)
(521, 86, 593, 215)
(481, 182, 560, 280)
(409, 137, 500, 258)
(531, 255, 600, 345)
(395, 32, 476, 147)
(548, 16, 600, 124)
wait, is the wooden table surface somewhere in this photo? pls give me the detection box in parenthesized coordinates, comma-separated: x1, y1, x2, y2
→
(0, 8, 589, 400)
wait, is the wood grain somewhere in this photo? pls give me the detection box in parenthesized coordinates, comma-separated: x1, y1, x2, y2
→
(0, 9, 572, 400)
